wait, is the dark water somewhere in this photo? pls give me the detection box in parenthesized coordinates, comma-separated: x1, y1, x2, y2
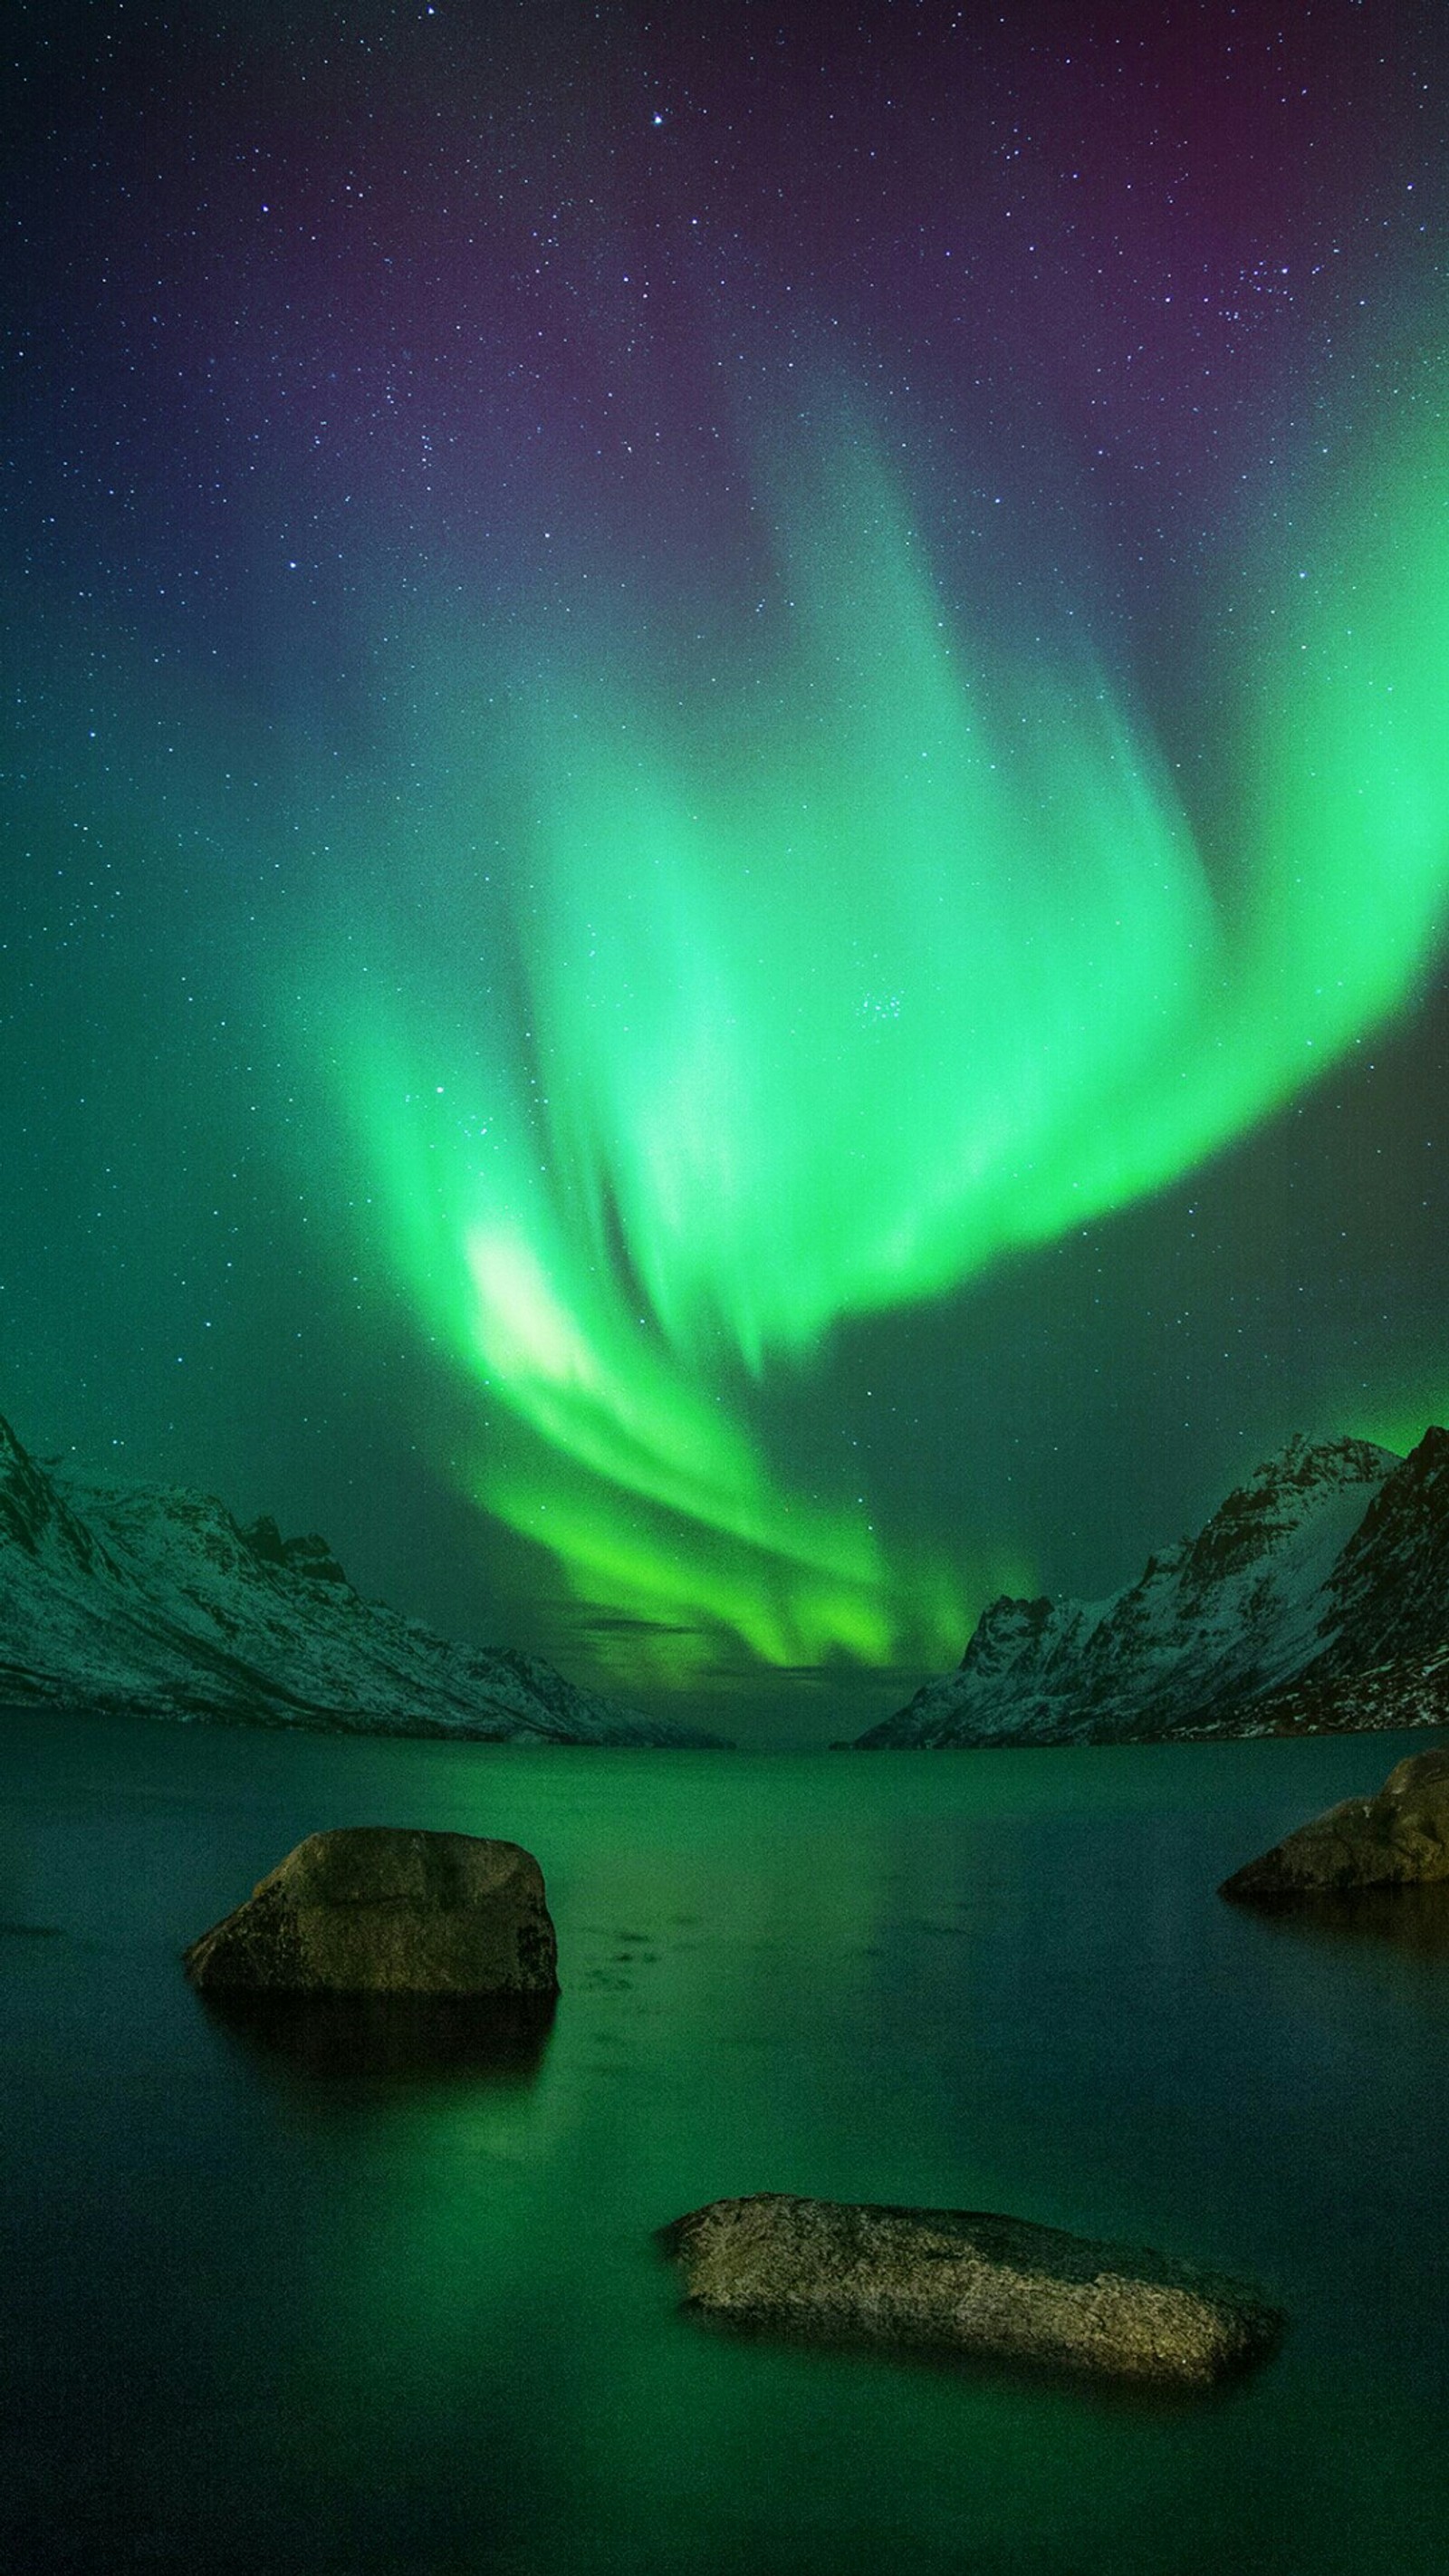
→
(3, 1713, 1447, 2576)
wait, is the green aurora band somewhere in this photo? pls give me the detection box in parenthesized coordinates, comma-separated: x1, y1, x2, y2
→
(337, 408, 1449, 1687)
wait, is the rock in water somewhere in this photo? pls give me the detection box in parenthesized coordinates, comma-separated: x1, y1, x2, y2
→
(1220, 1748, 1449, 1902)
(184, 1828, 560, 1996)
(658, 2195, 1281, 2388)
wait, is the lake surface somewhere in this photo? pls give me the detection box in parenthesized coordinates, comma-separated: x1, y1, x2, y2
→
(3, 1712, 1447, 2576)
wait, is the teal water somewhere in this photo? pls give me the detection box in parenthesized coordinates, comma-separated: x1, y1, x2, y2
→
(3, 1712, 1446, 2575)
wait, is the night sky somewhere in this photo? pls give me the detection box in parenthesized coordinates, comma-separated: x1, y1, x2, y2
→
(5, 1, 1449, 1744)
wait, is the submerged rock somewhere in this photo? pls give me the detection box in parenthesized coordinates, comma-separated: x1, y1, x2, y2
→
(659, 2194, 1282, 2389)
(197, 1987, 557, 2081)
(1220, 1748, 1449, 1901)
(184, 1826, 559, 1997)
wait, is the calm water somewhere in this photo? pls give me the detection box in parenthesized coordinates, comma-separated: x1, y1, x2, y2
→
(3, 1713, 1447, 2576)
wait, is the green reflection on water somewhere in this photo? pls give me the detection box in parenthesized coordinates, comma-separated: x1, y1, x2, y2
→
(4, 1718, 1447, 2573)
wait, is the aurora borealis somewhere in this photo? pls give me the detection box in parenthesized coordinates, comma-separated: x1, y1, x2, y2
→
(7, 2, 1449, 1735)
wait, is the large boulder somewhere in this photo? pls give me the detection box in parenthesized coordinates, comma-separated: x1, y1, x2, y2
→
(658, 2195, 1281, 2388)
(184, 1827, 559, 1997)
(1220, 1748, 1449, 1902)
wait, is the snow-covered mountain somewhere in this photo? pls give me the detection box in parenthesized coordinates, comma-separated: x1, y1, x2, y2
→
(853, 1431, 1449, 1748)
(0, 1415, 726, 1746)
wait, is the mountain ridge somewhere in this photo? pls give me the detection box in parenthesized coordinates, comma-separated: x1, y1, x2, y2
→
(0, 1415, 727, 1747)
(853, 1431, 1449, 1748)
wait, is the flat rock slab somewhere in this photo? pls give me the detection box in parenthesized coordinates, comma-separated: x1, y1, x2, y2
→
(1221, 1748, 1449, 1902)
(660, 2194, 1282, 2389)
(184, 1827, 559, 1996)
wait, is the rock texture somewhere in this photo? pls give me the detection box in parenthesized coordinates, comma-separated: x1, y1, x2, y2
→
(1220, 1748, 1449, 1903)
(0, 1413, 726, 1745)
(659, 2194, 1282, 2389)
(854, 1430, 1449, 1748)
(184, 1827, 560, 1995)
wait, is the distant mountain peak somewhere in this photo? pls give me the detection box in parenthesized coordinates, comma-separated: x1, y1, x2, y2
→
(1242, 1430, 1398, 1488)
(1178, 1435, 1396, 1592)
(240, 1514, 354, 1589)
